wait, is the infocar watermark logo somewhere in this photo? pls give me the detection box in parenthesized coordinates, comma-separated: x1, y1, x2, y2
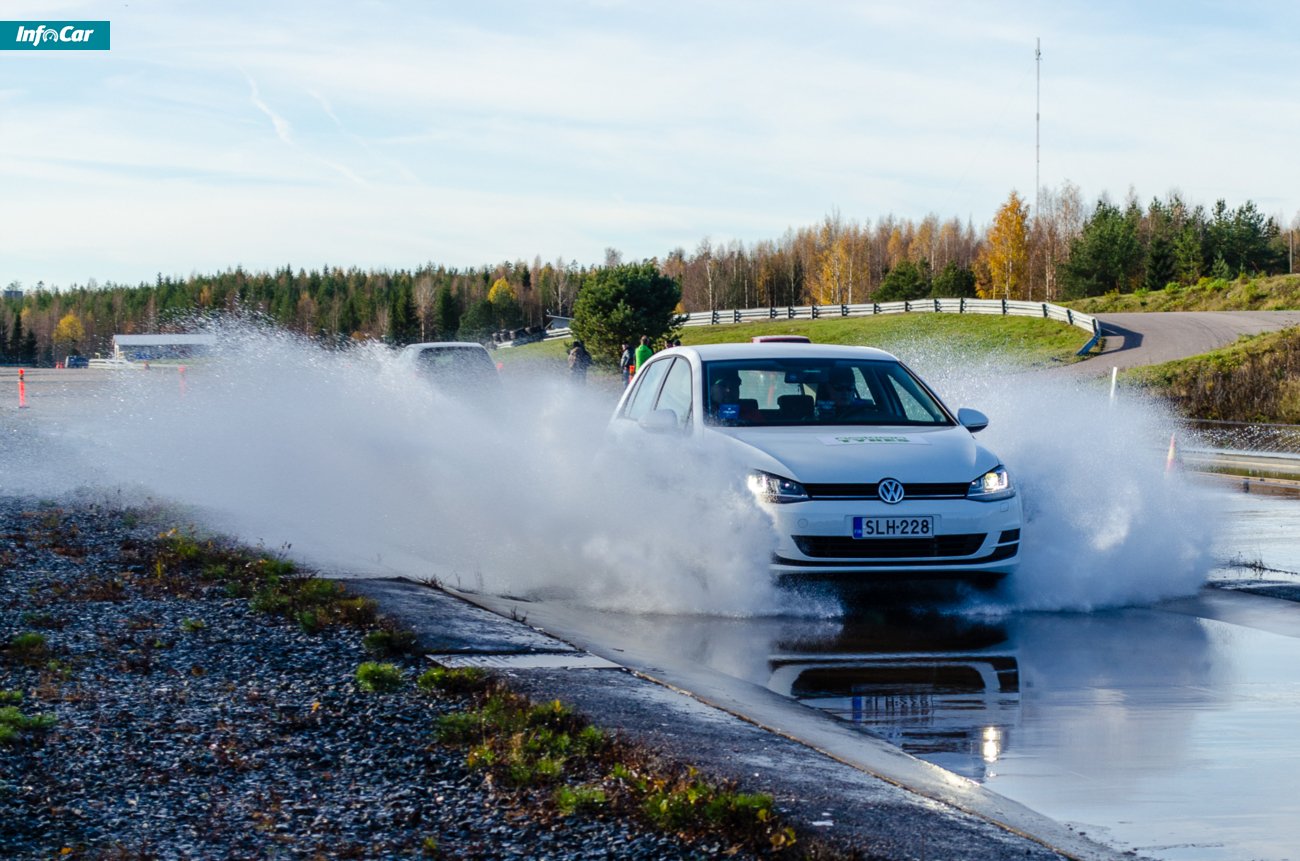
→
(1, 21, 110, 50)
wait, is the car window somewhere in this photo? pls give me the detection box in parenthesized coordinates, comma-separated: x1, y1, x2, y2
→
(622, 358, 671, 422)
(700, 358, 951, 427)
(884, 369, 947, 422)
(412, 347, 498, 389)
(654, 358, 693, 428)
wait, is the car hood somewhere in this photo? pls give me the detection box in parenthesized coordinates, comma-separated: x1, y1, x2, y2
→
(708, 424, 1001, 484)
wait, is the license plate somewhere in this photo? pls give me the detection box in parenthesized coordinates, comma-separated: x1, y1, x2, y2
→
(852, 516, 935, 539)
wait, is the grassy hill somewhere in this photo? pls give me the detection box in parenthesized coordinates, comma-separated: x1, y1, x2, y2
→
(495, 314, 1092, 372)
(1066, 274, 1300, 313)
(1127, 327, 1300, 423)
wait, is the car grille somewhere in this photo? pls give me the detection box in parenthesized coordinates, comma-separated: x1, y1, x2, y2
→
(794, 534, 987, 559)
(801, 482, 970, 500)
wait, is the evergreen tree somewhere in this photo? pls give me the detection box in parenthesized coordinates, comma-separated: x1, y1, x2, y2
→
(875, 260, 930, 301)
(1173, 224, 1204, 284)
(1207, 200, 1282, 275)
(570, 261, 682, 362)
(930, 262, 977, 298)
(1144, 234, 1176, 291)
(1210, 254, 1232, 280)
(387, 283, 419, 344)
(20, 327, 37, 364)
(457, 299, 496, 343)
(1059, 201, 1143, 298)
(8, 313, 24, 361)
(433, 285, 460, 341)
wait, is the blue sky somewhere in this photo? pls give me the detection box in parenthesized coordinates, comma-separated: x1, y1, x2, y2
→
(2, 0, 1298, 289)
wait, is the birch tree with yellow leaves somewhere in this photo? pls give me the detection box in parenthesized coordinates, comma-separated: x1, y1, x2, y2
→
(811, 213, 852, 305)
(978, 191, 1030, 299)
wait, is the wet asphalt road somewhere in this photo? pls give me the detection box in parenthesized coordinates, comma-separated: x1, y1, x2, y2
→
(452, 488, 1300, 861)
(1059, 310, 1300, 377)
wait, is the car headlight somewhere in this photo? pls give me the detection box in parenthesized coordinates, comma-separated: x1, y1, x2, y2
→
(747, 470, 809, 504)
(967, 465, 1015, 501)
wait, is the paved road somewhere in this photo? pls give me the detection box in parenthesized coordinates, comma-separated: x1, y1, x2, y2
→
(1062, 310, 1300, 376)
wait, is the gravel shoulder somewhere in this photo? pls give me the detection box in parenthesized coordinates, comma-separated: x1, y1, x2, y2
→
(0, 498, 767, 860)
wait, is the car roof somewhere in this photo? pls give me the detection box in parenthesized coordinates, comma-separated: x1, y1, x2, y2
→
(670, 343, 899, 362)
(400, 342, 490, 353)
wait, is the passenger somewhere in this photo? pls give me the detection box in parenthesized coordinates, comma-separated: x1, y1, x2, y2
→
(708, 371, 761, 425)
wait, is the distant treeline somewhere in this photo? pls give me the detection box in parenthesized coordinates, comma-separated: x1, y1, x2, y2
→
(2, 183, 1296, 365)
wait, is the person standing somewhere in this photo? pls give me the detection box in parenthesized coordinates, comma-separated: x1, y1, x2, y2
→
(633, 335, 653, 375)
(567, 340, 592, 384)
(618, 342, 633, 386)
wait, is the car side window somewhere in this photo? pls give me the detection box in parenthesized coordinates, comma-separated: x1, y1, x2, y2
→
(654, 358, 693, 428)
(622, 359, 671, 422)
(886, 373, 945, 422)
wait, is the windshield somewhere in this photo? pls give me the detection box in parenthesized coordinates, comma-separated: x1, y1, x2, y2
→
(411, 347, 499, 390)
(702, 358, 953, 427)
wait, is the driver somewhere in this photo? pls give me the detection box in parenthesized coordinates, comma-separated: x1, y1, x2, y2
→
(819, 366, 875, 418)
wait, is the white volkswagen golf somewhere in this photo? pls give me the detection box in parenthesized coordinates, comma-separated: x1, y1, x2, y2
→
(611, 343, 1021, 585)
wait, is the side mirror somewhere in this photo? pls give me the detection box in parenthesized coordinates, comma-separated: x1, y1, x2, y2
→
(639, 409, 680, 433)
(957, 407, 989, 433)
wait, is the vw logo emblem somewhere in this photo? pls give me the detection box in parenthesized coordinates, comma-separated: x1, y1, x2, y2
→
(878, 478, 905, 504)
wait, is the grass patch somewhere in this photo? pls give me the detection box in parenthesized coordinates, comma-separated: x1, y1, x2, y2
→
(143, 528, 378, 632)
(432, 686, 797, 851)
(552, 784, 608, 816)
(6, 631, 51, 665)
(417, 665, 488, 695)
(0, 691, 56, 746)
(355, 661, 405, 693)
(434, 693, 607, 786)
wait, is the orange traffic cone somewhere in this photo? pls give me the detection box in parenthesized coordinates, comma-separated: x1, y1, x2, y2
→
(178, 365, 188, 397)
(17, 369, 28, 409)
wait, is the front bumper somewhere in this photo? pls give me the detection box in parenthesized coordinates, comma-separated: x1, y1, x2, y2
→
(767, 494, 1022, 580)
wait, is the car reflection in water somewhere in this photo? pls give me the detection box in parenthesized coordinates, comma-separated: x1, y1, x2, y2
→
(765, 612, 1020, 781)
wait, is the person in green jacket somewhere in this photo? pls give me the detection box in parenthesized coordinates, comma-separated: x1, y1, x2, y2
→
(633, 335, 654, 374)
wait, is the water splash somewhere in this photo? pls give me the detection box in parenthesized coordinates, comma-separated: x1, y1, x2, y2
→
(2, 323, 1218, 615)
(911, 348, 1216, 612)
(7, 320, 788, 616)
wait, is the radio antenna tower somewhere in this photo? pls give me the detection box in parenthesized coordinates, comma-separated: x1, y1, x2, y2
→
(1035, 37, 1041, 221)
